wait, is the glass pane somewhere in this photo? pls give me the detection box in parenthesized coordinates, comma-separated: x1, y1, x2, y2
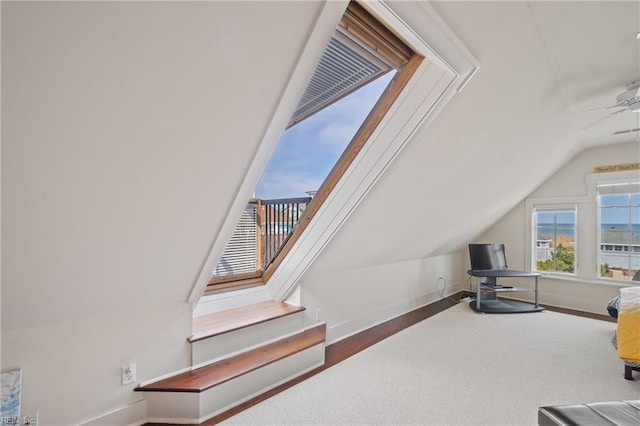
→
(256, 72, 394, 199)
(536, 254, 554, 271)
(631, 206, 639, 226)
(621, 268, 632, 281)
(533, 208, 577, 274)
(631, 193, 640, 206)
(536, 226, 556, 243)
(600, 194, 628, 207)
(601, 206, 629, 228)
(630, 252, 640, 280)
(555, 235, 575, 251)
(601, 230, 629, 244)
(535, 211, 555, 225)
(555, 247, 575, 273)
(556, 210, 575, 225)
(555, 225, 575, 237)
(601, 249, 632, 276)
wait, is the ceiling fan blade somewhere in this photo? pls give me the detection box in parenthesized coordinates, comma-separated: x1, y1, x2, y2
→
(613, 127, 640, 135)
(614, 114, 640, 141)
(579, 108, 627, 129)
(561, 104, 621, 116)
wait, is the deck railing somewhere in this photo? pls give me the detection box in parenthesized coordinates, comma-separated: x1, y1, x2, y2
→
(211, 196, 312, 281)
(261, 197, 312, 269)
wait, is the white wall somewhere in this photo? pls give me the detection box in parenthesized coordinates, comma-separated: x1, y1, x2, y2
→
(1, 2, 322, 423)
(290, 0, 600, 347)
(291, 0, 583, 344)
(299, 253, 465, 343)
(2, 1, 635, 422)
(474, 141, 639, 315)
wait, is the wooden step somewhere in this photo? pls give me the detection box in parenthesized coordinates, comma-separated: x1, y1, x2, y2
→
(139, 323, 326, 423)
(189, 300, 305, 343)
(138, 323, 325, 393)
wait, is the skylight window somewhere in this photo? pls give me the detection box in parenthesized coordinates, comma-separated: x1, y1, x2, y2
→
(206, 1, 419, 293)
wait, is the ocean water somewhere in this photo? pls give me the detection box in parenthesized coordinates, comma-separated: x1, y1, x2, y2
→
(600, 223, 640, 232)
(536, 223, 639, 239)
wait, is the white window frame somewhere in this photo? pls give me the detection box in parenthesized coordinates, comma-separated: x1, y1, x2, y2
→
(596, 179, 640, 282)
(525, 169, 640, 287)
(531, 204, 578, 275)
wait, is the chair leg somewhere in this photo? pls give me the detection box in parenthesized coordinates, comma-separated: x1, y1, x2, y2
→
(625, 365, 634, 380)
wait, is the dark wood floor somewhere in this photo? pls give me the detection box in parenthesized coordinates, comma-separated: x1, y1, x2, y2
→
(149, 292, 613, 425)
(542, 303, 615, 323)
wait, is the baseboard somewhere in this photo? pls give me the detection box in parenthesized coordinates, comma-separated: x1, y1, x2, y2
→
(326, 285, 464, 344)
(80, 399, 147, 426)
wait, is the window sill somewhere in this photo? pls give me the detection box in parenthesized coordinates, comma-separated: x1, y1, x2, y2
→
(536, 272, 638, 287)
(204, 276, 265, 296)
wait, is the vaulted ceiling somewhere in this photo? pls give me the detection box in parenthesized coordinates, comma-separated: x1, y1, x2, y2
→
(2, 2, 639, 421)
(302, 0, 640, 276)
(3, 0, 639, 324)
(528, 1, 640, 147)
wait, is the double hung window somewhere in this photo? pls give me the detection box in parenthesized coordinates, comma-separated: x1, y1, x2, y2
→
(598, 182, 640, 281)
(533, 206, 577, 274)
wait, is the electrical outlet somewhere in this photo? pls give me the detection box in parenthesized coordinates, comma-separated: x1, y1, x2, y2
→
(316, 308, 322, 322)
(122, 362, 136, 385)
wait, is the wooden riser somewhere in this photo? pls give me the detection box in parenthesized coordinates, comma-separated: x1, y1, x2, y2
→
(135, 301, 322, 422)
(144, 342, 325, 424)
(191, 312, 304, 368)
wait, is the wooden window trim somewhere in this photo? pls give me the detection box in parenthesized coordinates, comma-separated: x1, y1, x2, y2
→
(203, 277, 265, 296)
(339, 1, 412, 69)
(208, 271, 263, 286)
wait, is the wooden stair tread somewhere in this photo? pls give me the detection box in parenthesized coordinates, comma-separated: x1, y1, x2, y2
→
(137, 323, 326, 393)
(189, 300, 305, 342)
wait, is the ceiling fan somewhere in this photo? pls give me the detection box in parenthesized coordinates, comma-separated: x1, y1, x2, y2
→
(572, 80, 640, 133)
(614, 80, 640, 112)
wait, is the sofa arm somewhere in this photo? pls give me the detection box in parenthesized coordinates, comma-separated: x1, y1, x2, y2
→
(538, 400, 640, 426)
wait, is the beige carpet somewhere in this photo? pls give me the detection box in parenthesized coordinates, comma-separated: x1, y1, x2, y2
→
(222, 302, 640, 425)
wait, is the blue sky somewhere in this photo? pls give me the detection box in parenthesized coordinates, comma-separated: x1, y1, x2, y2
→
(601, 194, 640, 224)
(254, 72, 395, 200)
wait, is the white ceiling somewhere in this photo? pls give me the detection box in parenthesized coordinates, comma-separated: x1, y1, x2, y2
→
(5, 1, 638, 310)
(301, 0, 640, 277)
(529, 0, 640, 147)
